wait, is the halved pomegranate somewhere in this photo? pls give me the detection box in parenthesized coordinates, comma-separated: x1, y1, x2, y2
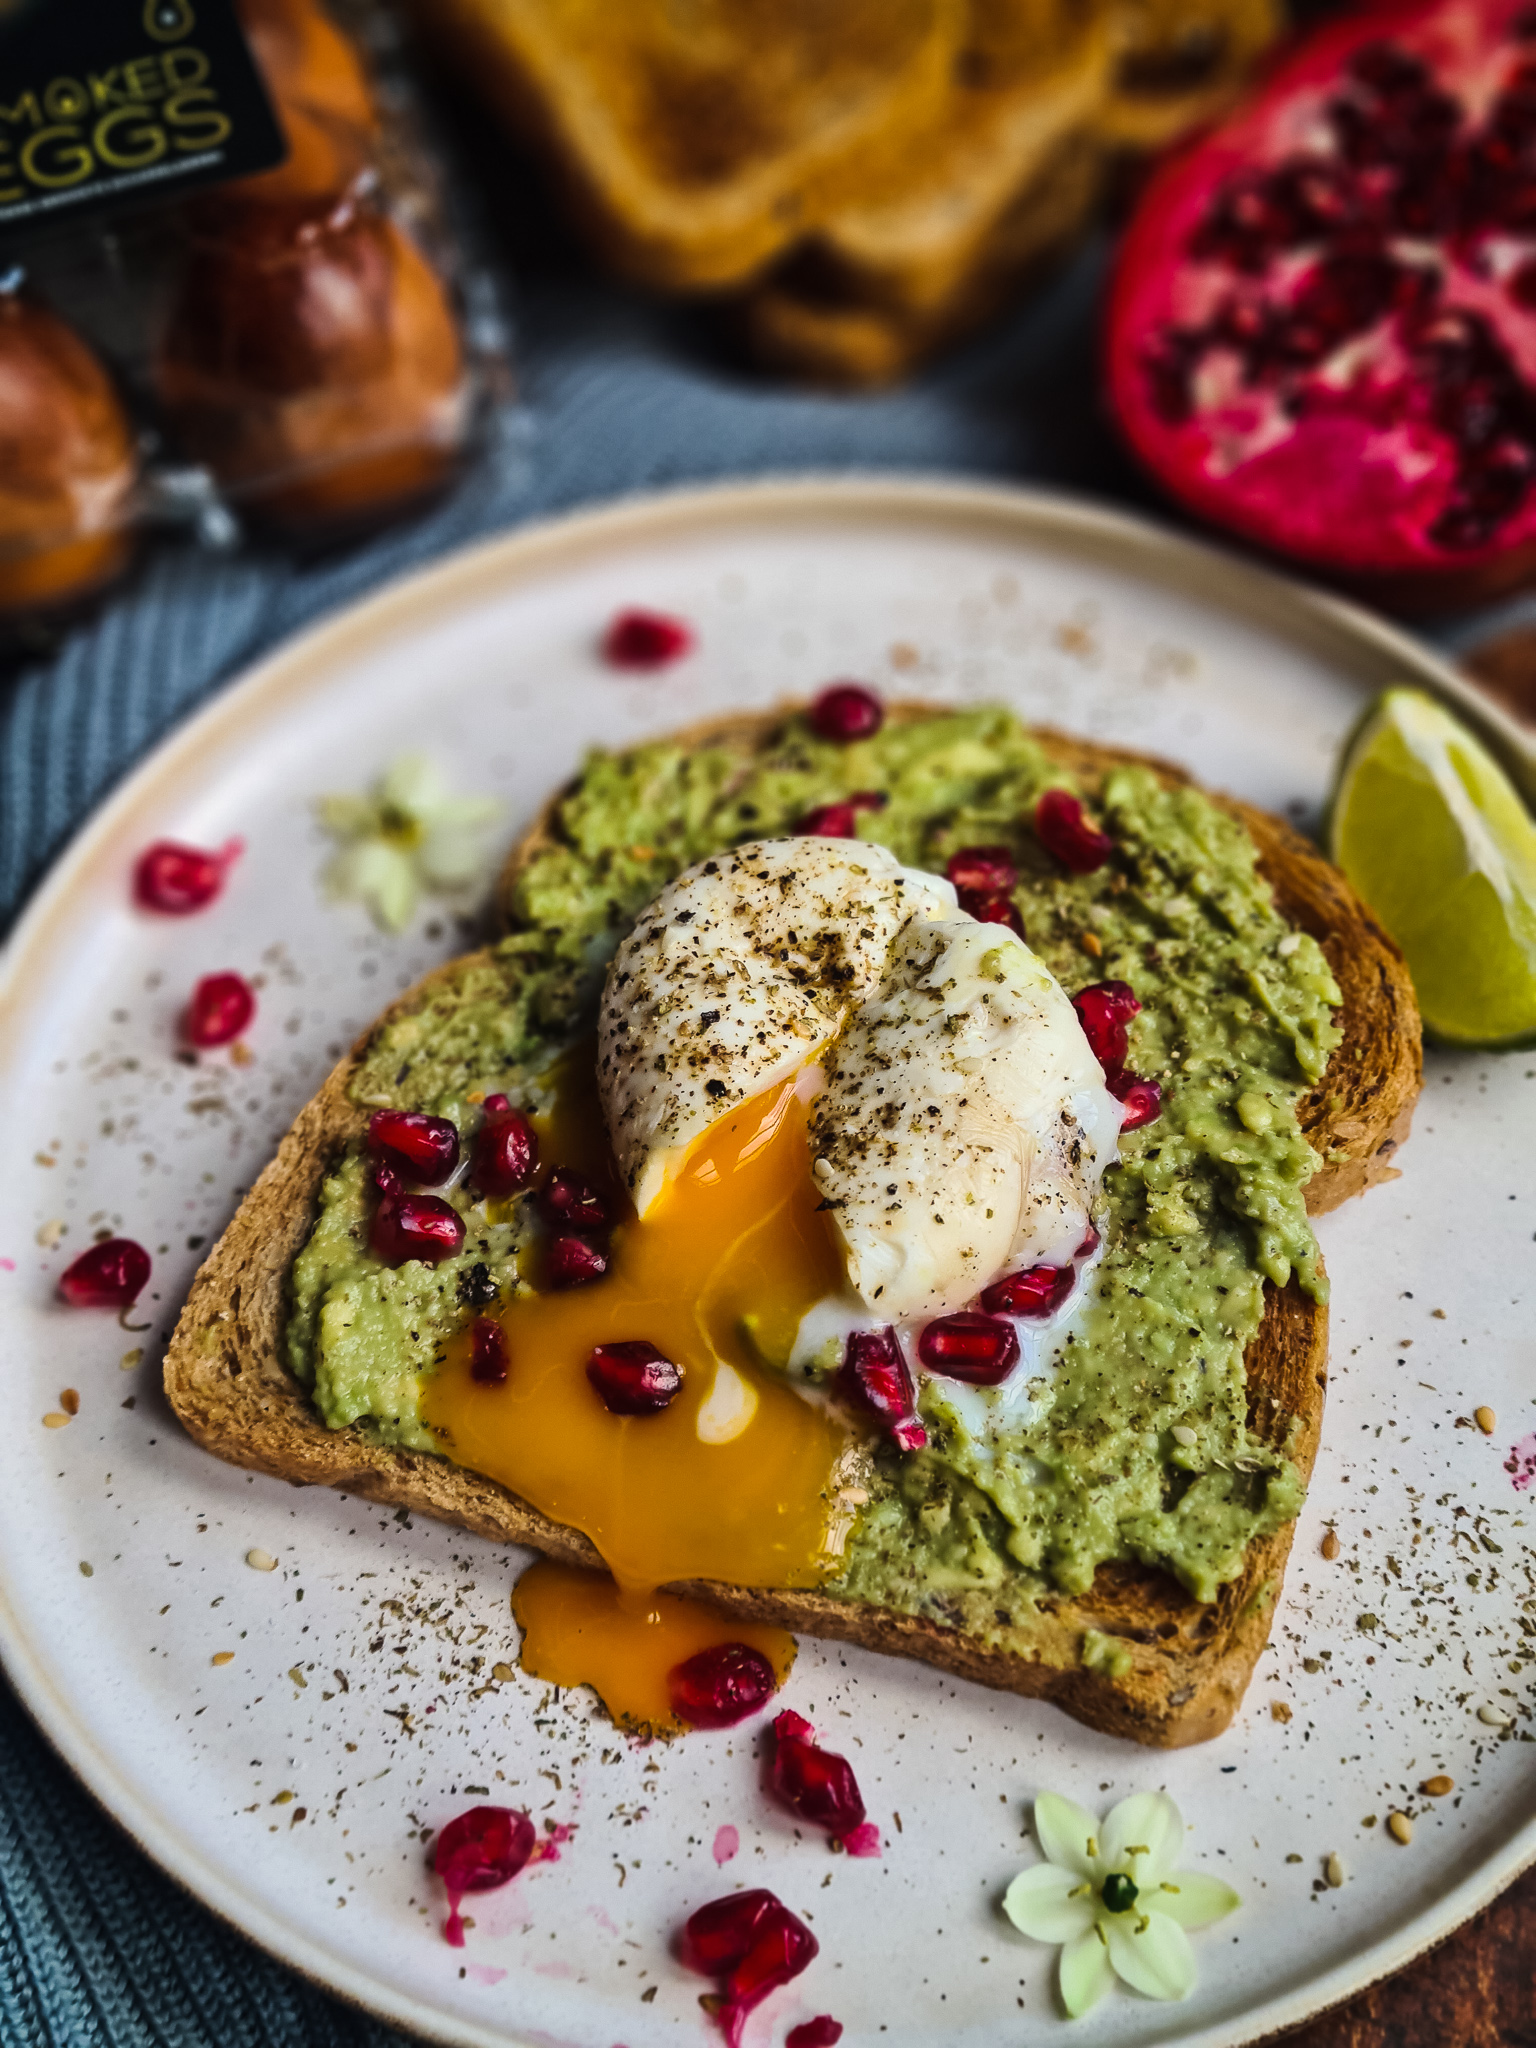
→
(1107, 0, 1536, 610)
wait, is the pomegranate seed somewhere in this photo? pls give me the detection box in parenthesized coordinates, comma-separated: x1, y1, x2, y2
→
(184, 972, 255, 1048)
(1511, 259, 1536, 310)
(473, 1094, 537, 1197)
(1035, 788, 1115, 874)
(602, 607, 693, 669)
(841, 1822, 882, 1858)
(797, 790, 887, 838)
(770, 1709, 867, 1840)
(809, 682, 883, 741)
(681, 1888, 819, 2048)
(434, 1805, 536, 1947)
(959, 888, 1024, 935)
(1076, 1224, 1101, 1258)
(541, 1168, 609, 1231)
(1111, 1073, 1163, 1131)
(133, 837, 243, 914)
(370, 1163, 465, 1267)
(917, 1312, 1020, 1385)
(788, 2021, 843, 2048)
(1070, 979, 1141, 1079)
(470, 1316, 508, 1385)
(668, 1642, 778, 1728)
(546, 1233, 609, 1288)
(946, 844, 1016, 894)
(836, 1327, 926, 1451)
(58, 1237, 150, 1308)
(586, 1339, 681, 1414)
(980, 1264, 1073, 1317)
(368, 1108, 459, 1186)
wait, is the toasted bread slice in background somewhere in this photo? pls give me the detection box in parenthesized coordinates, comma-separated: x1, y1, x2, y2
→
(165, 711, 1421, 1747)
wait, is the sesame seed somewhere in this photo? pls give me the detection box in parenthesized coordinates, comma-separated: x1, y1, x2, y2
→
(1171, 1424, 1197, 1446)
(60, 1388, 79, 1417)
(42, 1412, 70, 1429)
(245, 1548, 278, 1572)
(120, 1348, 142, 1371)
(1420, 1776, 1453, 1797)
(492, 1663, 514, 1682)
(1325, 1853, 1345, 1888)
(1321, 1529, 1340, 1560)
(35, 1218, 65, 1249)
(1474, 1406, 1496, 1435)
(1387, 1812, 1413, 1845)
(1477, 1703, 1513, 1728)
(78, 1562, 93, 1578)
(211, 1652, 234, 1667)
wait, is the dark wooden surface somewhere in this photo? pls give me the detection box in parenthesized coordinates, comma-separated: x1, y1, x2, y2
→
(1275, 1862, 1536, 2048)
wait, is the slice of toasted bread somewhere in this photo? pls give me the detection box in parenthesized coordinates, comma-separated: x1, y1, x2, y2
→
(165, 710, 1421, 1746)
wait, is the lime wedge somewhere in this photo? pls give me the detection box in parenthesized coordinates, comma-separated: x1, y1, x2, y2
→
(1330, 688, 1536, 1048)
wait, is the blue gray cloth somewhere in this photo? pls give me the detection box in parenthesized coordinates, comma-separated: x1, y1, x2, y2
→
(0, 229, 1506, 2046)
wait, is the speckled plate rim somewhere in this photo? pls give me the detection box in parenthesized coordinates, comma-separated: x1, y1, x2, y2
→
(0, 472, 1531, 2048)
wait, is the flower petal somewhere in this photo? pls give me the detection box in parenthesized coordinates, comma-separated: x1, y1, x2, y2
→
(1104, 1909, 1196, 2002)
(1101, 1791, 1183, 1885)
(418, 824, 491, 889)
(1152, 1870, 1240, 1929)
(1002, 1865, 1096, 1945)
(1033, 1792, 1101, 1877)
(316, 794, 377, 840)
(380, 754, 442, 812)
(1059, 1927, 1111, 2018)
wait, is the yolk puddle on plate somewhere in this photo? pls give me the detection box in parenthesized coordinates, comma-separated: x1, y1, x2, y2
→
(512, 1557, 796, 1734)
(421, 1045, 856, 1701)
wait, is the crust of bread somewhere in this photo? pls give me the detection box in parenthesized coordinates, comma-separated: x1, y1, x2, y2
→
(164, 706, 1421, 1746)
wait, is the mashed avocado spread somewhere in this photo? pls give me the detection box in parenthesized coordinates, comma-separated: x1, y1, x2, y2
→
(288, 708, 1340, 1616)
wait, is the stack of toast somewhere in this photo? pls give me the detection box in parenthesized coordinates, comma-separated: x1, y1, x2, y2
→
(417, 0, 1286, 382)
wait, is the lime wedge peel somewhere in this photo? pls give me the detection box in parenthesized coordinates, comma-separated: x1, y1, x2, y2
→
(1330, 688, 1536, 1050)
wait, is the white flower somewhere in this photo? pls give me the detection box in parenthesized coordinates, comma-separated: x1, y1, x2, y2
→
(317, 755, 499, 932)
(1003, 1789, 1238, 2018)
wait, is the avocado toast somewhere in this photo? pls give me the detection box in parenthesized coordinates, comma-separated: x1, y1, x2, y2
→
(164, 702, 1421, 1746)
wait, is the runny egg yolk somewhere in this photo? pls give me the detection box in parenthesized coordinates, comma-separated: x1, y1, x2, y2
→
(420, 1048, 856, 1604)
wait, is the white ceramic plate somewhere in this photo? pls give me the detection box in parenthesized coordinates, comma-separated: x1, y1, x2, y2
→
(1, 477, 1532, 2048)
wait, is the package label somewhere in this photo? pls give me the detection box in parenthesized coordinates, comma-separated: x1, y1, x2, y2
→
(0, 0, 286, 234)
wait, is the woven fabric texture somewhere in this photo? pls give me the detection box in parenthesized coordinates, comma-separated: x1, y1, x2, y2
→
(0, 244, 1482, 2045)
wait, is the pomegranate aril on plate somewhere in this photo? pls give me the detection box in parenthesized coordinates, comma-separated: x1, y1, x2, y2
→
(945, 844, 1016, 895)
(980, 1263, 1073, 1318)
(541, 1168, 609, 1231)
(770, 1708, 869, 1841)
(809, 681, 883, 741)
(1035, 788, 1114, 874)
(587, 1339, 681, 1414)
(368, 1107, 459, 1185)
(184, 971, 255, 1048)
(1111, 1073, 1163, 1131)
(546, 1233, 609, 1289)
(681, 1888, 779, 1974)
(1071, 979, 1141, 1078)
(58, 1237, 150, 1308)
(602, 607, 693, 668)
(668, 1642, 778, 1728)
(681, 1887, 819, 2048)
(370, 1164, 465, 1267)
(959, 888, 1024, 935)
(469, 1316, 508, 1385)
(836, 1326, 925, 1451)
(917, 1311, 1020, 1385)
(788, 2021, 843, 2048)
(133, 836, 243, 914)
(434, 1804, 536, 1947)
(472, 1094, 537, 1196)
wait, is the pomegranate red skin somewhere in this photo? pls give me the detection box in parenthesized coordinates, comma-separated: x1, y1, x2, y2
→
(1071, 980, 1142, 1079)
(472, 1094, 537, 1196)
(586, 1339, 681, 1414)
(541, 1168, 610, 1231)
(668, 1642, 779, 1728)
(368, 1107, 459, 1185)
(788, 2022, 843, 2048)
(602, 607, 693, 668)
(133, 837, 243, 914)
(836, 1326, 927, 1451)
(917, 1312, 1021, 1385)
(370, 1163, 465, 1266)
(184, 972, 256, 1048)
(946, 844, 1017, 894)
(546, 1233, 610, 1289)
(469, 1316, 508, 1385)
(770, 1709, 867, 1839)
(809, 681, 884, 741)
(1105, 0, 1536, 611)
(1035, 790, 1114, 875)
(981, 1263, 1074, 1318)
(434, 1805, 536, 1947)
(58, 1237, 151, 1308)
